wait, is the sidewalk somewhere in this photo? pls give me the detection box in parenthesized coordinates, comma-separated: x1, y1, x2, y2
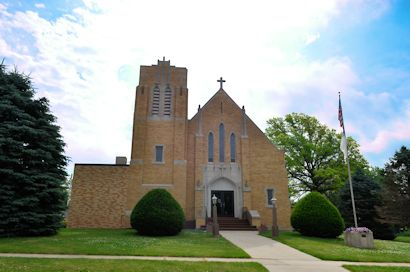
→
(1, 232, 410, 272)
(220, 231, 410, 271)
(0, 253, 253, 262)
(221, 230, 348, 272)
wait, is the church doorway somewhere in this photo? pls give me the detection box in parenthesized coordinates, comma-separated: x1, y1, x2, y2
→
(211, 190, 234, 217)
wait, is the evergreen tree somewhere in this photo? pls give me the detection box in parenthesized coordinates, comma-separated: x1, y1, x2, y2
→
(379, 146, 410, 228)
(338, 169, 395, 240)
(0, 62, 68, 237)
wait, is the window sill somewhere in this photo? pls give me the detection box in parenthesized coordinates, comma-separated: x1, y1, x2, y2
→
(152, 161, 165, 165)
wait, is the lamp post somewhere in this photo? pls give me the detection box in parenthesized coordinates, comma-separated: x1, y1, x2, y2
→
(212, 194, 219, 236)
(271, 197, 279, 237)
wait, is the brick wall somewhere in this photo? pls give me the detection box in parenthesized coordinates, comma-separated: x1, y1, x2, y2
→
(67, 165, 129, 228)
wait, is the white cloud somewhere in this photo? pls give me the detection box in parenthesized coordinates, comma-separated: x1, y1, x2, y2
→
(1, 0, 404, 170)
(305, 33, 320, 45)
(34, 3, 45, 9)
(359, 100, 410, 153)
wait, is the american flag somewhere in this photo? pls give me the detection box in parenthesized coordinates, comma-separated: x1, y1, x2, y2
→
(338, 93, 344, 128)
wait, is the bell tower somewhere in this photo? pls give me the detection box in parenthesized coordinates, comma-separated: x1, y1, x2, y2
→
(127, 59, 188, 212)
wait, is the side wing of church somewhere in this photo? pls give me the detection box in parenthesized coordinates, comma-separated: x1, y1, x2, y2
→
(67, 59, 291, 230)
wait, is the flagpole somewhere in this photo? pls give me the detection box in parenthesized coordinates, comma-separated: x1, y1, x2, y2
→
(339, 92, 358, 228)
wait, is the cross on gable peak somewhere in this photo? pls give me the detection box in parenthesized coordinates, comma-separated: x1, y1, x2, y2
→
(217, 77, 226, 90)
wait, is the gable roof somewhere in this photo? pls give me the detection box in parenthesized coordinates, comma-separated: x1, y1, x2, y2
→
(190, 88, 243, 121)
(189, 88, 283, 153)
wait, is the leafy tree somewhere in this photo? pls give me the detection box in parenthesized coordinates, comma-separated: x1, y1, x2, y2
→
(378, 146, 410, 228)
(338, 169, 396, 240)
(0, 62, 68, 237)
(265, 113, 369, 198)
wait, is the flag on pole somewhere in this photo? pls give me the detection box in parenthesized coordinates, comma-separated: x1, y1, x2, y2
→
(338, 94, 344, 128)
(338, 92, 358, 228)
(340, 134, 348, 162)
(339, 93, 348, 162)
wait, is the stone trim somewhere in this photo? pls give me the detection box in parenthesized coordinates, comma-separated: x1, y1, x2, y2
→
(130, 159, 143, 165)
(173, 160, 187, 165)
(142, 184, 173, 188)
(75, 164, 129, 167)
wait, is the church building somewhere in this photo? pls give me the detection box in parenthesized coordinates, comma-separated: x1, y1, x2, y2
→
(67, 59, 291, 230)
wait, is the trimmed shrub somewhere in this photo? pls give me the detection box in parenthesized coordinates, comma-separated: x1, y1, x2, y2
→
(291, 192, 345, 238)
(130, 189, 185, 236)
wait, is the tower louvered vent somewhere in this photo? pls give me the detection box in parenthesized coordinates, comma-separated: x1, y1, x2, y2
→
(164, 84, 172, 116)
(152, 84, 160, 115)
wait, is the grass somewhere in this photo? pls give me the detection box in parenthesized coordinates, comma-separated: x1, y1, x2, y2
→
(261, 231, 410, 262)
(0, 229, 249, 258)
(0, 257, 267, 272)
(343, 265, 410, 272)
(395, 231, 410, 243)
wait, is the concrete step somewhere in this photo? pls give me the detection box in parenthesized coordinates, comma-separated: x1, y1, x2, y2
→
(203, 217, 257, 231)
(219, 227, 257, 231)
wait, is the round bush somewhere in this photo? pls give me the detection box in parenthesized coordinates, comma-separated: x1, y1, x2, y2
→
(291, 192, 344, 238)
(130, 189, 185, 236)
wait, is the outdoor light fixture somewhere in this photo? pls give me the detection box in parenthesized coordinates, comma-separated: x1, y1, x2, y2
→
(271, 197, 277, 207)
(212, 194, 217, 205)
(271, 197, 279, 237)
(211, 194, 219, 236)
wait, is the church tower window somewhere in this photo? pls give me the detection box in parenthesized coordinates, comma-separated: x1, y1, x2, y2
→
(155, 145, 164, 162)
(219, 123, 225, 162)
(152, 84, 160, 115)
(164, 84, 172, 116)
(208, 132, 214, 162)
(230, 133, 236, 162)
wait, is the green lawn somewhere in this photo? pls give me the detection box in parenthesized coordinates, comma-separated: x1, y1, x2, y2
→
(344, 265, 410, 272)
(395, 231, 410, 243)
(0, 229, 249, 258)
(0, 257, 267, 272)
(261, 231, 410, 262)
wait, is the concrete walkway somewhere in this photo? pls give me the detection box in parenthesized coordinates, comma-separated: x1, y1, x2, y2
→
(0, 253, 254, 262)
(1, 252, 410, 272)
(221, 230, 349, 272)
(2, 232, 410, 272)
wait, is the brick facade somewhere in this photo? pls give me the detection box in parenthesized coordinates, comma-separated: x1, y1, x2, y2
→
(67, 60, 291, 230)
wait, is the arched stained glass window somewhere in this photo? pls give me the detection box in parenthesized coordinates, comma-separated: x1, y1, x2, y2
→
(208, 132, 214, 162)
(230, 133, 236, 162)
(219, 123, 225, 162)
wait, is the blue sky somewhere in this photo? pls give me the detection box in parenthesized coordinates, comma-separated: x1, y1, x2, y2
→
(1, 0, 409, 171)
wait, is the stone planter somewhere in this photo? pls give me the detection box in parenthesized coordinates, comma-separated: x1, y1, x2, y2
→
(344, 229, 374, 249)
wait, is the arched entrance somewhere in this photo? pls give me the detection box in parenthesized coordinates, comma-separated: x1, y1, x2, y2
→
(206, 177, 242, 218)
(211, 190, 234, 217)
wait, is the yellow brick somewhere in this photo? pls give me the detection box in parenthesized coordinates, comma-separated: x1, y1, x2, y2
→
(68, 60, 291, 230)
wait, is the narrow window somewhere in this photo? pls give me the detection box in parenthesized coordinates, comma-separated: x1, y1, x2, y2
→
(230, 133, 236, 162)
(208, 132, 214, 162)
(164, 84, 172, 116)
(219, 123, 225, 162)
(152, 84, 160, 115)
(155, 145, 164, 162)
(267, 189, 275, 206)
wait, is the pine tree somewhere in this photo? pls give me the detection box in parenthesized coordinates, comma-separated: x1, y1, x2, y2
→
(338, 169, 396, 240)
(379, 146, 410, 228)
(0, 62, 68, 237)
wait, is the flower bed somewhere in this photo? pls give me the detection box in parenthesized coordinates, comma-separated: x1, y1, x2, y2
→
(344, 227, 374, 249)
